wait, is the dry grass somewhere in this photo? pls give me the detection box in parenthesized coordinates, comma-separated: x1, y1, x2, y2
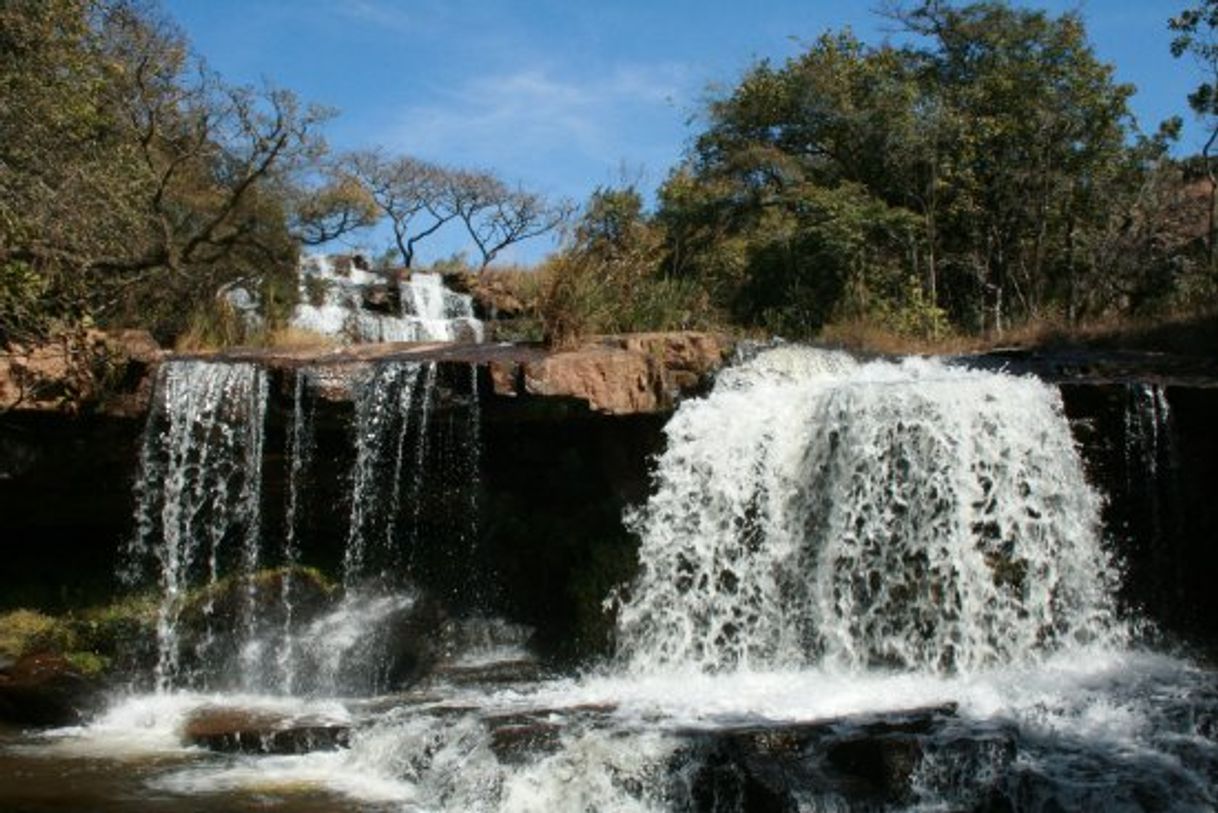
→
(991, 310, 1218, 356)
(175, 318, 338, 353)
(818, 309, 1218, 357)
(818, 321, 982, 356)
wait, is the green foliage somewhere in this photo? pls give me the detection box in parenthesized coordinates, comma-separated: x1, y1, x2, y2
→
(657, 1, 1192, 338)
(0, 609, 70, 659)
(538, 186, 715, 347)
(1171, 1, 1218, 269)
(0, 0, 322, 345)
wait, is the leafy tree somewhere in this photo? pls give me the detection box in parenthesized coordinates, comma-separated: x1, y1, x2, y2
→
(659, 1, 1149, 337)
(1171, 1, 1218, 266)
(0, 0, 336, 342)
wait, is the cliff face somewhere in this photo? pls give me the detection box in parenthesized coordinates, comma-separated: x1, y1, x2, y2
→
(1, 335, 1216, 658)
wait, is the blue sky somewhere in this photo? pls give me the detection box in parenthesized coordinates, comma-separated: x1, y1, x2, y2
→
(163, 0, 1201, 265)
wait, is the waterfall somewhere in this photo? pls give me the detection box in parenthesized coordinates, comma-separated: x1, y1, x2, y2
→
(290, 255, 483, 344)
(46, 346, 1216, 812)
(123, 357, 457, 694)
(344, 361, 434, 585)
(397, 272, 484, 343)
(127, 360, 268, 690)
(616, 346, 1126, 674)
(1123, 382, 1175, 543)
(277, 368, 315, 694)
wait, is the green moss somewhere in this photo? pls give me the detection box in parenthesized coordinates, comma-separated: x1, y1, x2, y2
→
(0, 609, 74, 659)
(63, 651, 110, 677)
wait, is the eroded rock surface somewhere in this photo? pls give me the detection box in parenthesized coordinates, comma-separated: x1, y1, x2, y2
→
(0, 653, 102, 727)
(0, 329, 161, 416)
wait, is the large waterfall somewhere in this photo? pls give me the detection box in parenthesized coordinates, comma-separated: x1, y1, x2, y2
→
(617, 346, 1124, 674)
(11, 346, 1216, 812)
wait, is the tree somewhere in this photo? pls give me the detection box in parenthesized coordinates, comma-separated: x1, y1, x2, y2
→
(658, 1, 1144, 336)
(286, 174, 379, 247)
(0, 0, 332, 342)
(452, 171, 573, 270)
(1171, 1, 1218, 266)
(339, 150, 456, 269)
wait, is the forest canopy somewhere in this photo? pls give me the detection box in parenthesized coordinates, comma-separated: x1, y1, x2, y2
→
(644, 1, 1211, 339)
(1, 0, 1215, 347)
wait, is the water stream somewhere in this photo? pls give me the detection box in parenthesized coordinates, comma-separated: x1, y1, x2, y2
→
(290, 255, 483, 343)
(4, 346, 1215, 811)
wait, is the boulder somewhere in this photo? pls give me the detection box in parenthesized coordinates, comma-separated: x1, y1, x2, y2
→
(0, 653, 102, 727)
(182, 706, 350, 754)
(517, 332, 731, 414)
(675, 704, 960, 812)
(522, 346, 662, 414)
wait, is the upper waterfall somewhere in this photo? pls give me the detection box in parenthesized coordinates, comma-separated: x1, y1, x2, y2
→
(290, 254, 483, 343)
(616, 345, 1127, 675)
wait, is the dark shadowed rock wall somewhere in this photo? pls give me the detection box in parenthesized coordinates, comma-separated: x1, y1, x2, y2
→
(2, 345, 1216, 661)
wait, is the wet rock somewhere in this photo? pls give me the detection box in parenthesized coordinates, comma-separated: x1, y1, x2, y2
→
(675, 705, 958, 812)
(825, 733, 923, 801)
(432, 659, 543, 685)
(0, 653, 101, 727)
(179, 567, 336, 634)
(488, 716, 563, 764)
(182, 706, 350, 754)
(360, 283, 399, 315)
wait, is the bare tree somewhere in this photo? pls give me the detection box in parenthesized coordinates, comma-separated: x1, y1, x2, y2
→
(451, 171, 574, 270)
(341, 150, 457, 269)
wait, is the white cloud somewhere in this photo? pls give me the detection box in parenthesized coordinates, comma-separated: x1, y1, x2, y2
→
(384, 62, 694, 190)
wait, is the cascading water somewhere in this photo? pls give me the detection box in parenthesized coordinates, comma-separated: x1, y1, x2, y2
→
(291, 255, 483, 344)
(394, 271, 485, 343)
(14, 346, 1216, 812)
(616, 346, 1124, 674)
(119, 357, 455, 697)
(277, 368, 314, 694)
(344, 360, 434, 584)
(126, 360, 269, 690)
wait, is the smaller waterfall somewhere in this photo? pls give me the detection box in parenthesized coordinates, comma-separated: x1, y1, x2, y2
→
(344, 361, 436, 584)
(290, 255, 483, 344)
(1121, 382, 1182, 615)
(276, 369, 316, 694)
(127, 360, 268, 690)
(123, 357, 468, 695)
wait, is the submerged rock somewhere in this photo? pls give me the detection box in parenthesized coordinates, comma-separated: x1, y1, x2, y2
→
(674, 705, 962, 812)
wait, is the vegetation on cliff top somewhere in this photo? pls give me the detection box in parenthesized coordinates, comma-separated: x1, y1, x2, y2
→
(2, 0, 1216, 352)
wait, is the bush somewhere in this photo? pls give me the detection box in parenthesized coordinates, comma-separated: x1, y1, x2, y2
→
(537, 250, 715, 348)
(537, 185, 719, 347)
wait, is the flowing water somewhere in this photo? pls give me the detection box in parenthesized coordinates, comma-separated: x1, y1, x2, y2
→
(290, 255, 483, 343)
(3, 347, 1216, 811)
